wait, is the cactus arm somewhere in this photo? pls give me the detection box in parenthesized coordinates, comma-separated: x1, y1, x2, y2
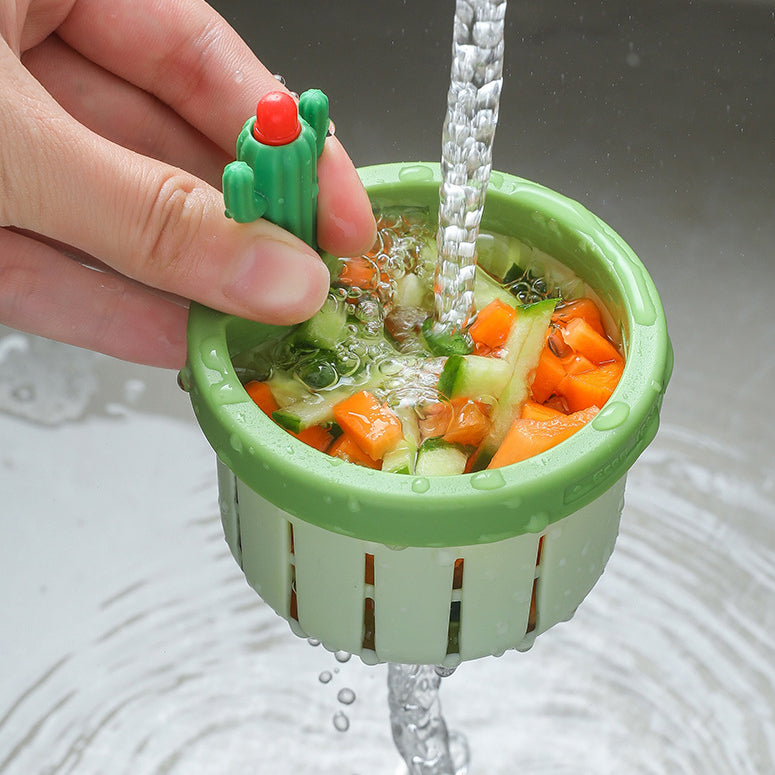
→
(299, 89, 330, 157)
(223, 160, 269, 223)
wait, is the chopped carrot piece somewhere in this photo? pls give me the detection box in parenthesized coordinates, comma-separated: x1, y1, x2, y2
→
(328, 432, 381, 469)
(291, 425, 334, 452)
(552, 297, 606, 336)
(332, 390, 404, 460)
(559, 361, 625, 412)
(531, 345, 567, 403)
(469, 299, 517, 349)
(520, 400, 566, 421)
(338, 256, 378, 289)
(443, 399, 491, 447)
(562, 352, 596, 375)
(487, 407, 599, 469)
(244, 380, 279, 415)
(543, 394, 570, 414)
(418, 401, 453, 440)
(561, 317, 623, 366)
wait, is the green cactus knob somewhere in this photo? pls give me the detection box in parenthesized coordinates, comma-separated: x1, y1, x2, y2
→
(223, 89, 329, 249)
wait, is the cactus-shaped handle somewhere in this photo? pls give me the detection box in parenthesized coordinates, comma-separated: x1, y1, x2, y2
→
(223, 89, 330, 249)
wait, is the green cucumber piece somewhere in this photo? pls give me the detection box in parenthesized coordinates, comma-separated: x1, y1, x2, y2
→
(437, 354, 512, 400)
(294, 355, 339, 390)
(266, 371, 310, 406)
(271, 367, 381, 433)
(473, 265, 519, 312)
(272, 397, 335, 434)
(295, 296, 347, 349)
(393, 272, 428, 308)
(477, 298, 557, 461)
(395, 405, 421, 448)
(421, 318, 473, 356)
(476, 232, 533, 279)
(415, 438, 468, 477)
(382, 438, 416, 475)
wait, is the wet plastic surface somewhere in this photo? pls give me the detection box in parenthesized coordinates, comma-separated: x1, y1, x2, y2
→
(2, 1, 774, 772)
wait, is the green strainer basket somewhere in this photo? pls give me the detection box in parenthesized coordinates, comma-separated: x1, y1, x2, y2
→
(181, 163, 672, 667)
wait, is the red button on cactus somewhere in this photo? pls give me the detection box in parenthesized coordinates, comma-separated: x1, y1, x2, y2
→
(253, 91, 301, 146)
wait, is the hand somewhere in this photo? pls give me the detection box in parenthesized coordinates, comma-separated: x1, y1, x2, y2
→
(0, 0, 377, 368)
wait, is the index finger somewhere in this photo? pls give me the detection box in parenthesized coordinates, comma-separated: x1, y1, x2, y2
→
(57, 0, 376, 256)
(58, 0, 278, 153)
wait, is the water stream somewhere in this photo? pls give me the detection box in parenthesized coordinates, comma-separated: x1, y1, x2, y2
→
(433, 0, 507, 334)
(390, 3, 507, 770)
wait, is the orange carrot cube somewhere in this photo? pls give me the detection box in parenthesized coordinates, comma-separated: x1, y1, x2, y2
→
(332, 390, 404, 460)
(244, 380, 279, 415)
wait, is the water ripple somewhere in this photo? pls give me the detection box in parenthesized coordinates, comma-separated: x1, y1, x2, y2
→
(1, 422, 772, 773)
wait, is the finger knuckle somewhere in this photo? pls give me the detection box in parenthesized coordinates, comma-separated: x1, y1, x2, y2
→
(136, 171, 208, 284)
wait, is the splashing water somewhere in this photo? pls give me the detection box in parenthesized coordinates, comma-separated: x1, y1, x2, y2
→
(387, 3, 508, 771)
(388, 665, 469, 775)
(434, 0, 507, 334)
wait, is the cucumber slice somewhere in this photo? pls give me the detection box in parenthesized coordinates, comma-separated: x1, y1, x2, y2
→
(395, 405, 421, 448)
(476, 232, 532, 280)
(394, 272, 428, 308)
(295, 296, 347, 349)
(421, 318, 473, 356)
(266, 371, 310, 406)
(473, 265, 519, 312)
(272, 396, 336, 434)
(475, 298, 557, 465)
(271, 367, 381, 433)
(382, 438, 416, 475)
(437, 354, 512, 400)
(415, 438, 468, 477)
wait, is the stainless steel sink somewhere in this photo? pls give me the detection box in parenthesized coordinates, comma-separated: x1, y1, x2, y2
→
(2, 2, 773, 772)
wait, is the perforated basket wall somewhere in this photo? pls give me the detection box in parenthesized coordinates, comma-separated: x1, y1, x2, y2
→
(218, 461, 625, 666)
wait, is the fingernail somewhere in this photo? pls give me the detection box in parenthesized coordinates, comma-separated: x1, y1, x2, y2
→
(224, 240, 329, 323)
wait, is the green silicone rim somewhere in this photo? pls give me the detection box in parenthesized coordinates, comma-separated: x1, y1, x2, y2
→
(183, 163, 672, 548)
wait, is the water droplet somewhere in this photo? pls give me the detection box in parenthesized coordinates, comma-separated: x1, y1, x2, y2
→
(398, 164, 435, 182)
(434, 665, 457, 678)
(319, 670, 333, 684)
(332, 711, 350, 732)
(334, 650, 352, 663)
(592, 400, 630, 430)
(307, 637, 321, 647)
(470, 469, 505, 490)
(525, 511, 549, 533)
(210, 381, 244, 405)
(347, 496, 361, 513)
(337, 688, 356, 705)
(489, 170, 504, 188)
(229, 433, 243, 453)
(200, 336, 225, 370)
(412, 477, 430, 494)
(176, 367, 191, 392)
